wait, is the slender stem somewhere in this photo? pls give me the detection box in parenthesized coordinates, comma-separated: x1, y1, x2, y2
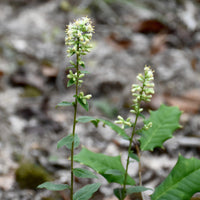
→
(135, 144, 142, 186)
(70, 41, 80, 200)
(122, 83, 145, 200)
(122, 113, 140, 200)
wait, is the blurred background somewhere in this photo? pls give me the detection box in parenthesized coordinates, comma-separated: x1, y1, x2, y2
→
(0, 0, 200, 199)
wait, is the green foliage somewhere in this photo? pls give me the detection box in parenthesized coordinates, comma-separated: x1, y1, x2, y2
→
(15, 161, 52, 189)
(38, 182, 70, 191)
(139, 104, 182, 151)
(77, 116, 130, 140)
(114, 186, 151, 200)
(67, 78, 76, 87)
(73, 168, 98, 179)
(151, 155, 200, 200)
(56, 101, 74, 107)
(77, 96, 89, 111)
(73, 183, 101, 200)
(129, 151, 139, 162)
(74, 147, 135, 185)
(57, 134, 80, 149)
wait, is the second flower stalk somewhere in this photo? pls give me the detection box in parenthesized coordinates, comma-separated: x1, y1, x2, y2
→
(115, 66, 155, 199)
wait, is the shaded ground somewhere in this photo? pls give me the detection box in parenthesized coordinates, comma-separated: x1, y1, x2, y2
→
(0, 0, 200, 199)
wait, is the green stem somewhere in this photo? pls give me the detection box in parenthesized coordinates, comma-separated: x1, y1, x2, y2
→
(70, 41, 80, 200)
(122, 113, 140, 200)
(135, 144, 142, 187)
(122, 83, 145, 200)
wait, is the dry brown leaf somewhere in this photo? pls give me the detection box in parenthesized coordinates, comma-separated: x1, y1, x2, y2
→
(134, 19, 169, 34)
(165, 96, 200, 114)
(107, 32, 132, 50)
(182, 89, 200, 103)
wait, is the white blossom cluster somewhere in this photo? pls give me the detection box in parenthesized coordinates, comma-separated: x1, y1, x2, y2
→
(131, 66, 154, 114)
(65, 16, 94, 57)
(115, 66, 154, 130)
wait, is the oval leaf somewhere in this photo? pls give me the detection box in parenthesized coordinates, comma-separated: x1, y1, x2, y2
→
(73, 183, 101, 200)
(139, 104, 182, 151)
(56, 101, 73, 107)
(73, 168, 98, 179)
(151, 155, 200, 200)
(126, 186, 152, 194)
(57, 134, 80, 149)
(129, 151, 139, 162)
(105, 169, 123, 176)
(37, 182, 70, 191)
(74, 147, 135, 185)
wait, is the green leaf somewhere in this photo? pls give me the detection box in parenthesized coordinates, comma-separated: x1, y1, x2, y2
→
(77, 116, 97, 123)
(73, 168, 98, 179)
(77, 116, 100, 127)
(102, 119, 130, 140)
(80, 70, 89, 74)
(126, 186, 152, 194)
(74, 147, 135, 185)
(105, 169, 123, 176)
(139, 104, 182, 151)
(56, 101, 74, 107)
(151, 155, 200, 200)
(37, 182, 70, 191)
(113, 188, 124, 200)
(77, 116, 130, 140)
(57, 134, 80, 149)
(73, 183, 101, 200)
(114, 186, 151, 199)
(77, 97, 89, 111)
(129, 151, 139, 162)
(67, 78, 75, 87)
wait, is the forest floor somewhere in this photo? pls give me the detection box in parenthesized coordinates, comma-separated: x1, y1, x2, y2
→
(0, 0, 200, 199)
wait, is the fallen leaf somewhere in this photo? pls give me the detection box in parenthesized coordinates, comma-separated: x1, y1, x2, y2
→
(165, 96, 200, 114)
(134, 19, 169, 34)
(107, 32, 132, 50)
(182, 89, 200, 103)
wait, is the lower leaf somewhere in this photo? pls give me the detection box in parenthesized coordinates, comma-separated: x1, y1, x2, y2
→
(74, 147, 135, 185)
(37, 182, 70, 191)
(73, 183, 101, 200)
(73, 168, 98, 179)
(57, 134, 80, 149)
(151, 155, 200, 200)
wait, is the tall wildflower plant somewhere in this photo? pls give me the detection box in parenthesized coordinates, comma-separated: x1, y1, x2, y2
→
(115, 66, 154, 199)
(38, 17, 101, 200)
(38, 16, 200, 200)
(65, 17, 94, 199)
